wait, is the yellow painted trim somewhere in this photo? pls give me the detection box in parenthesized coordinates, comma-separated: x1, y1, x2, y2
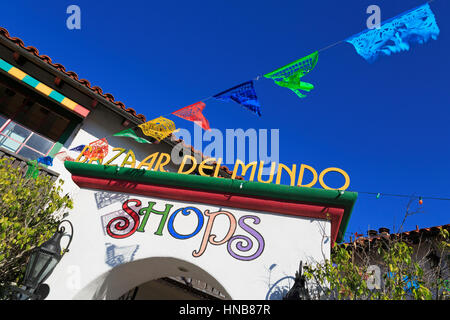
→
(8, 67, 27, 80)
(61, 97, 78, 110)
(35, 82, 53, 96)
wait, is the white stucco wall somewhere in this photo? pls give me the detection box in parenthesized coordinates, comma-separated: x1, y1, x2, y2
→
(45, 188, 331, 300)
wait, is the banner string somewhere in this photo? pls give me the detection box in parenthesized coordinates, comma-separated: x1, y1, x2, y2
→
(56, 0, 448, 203)
(349, 191, 450, 201)
(162, 0, 440, 118)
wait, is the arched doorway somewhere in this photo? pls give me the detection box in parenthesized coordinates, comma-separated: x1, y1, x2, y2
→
(71, 257, 231, 300)
(118, 277, 226, 300)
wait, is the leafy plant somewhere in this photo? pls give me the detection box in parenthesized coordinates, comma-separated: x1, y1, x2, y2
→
(303, 229, 449, 300)
(0, 157, 73, 293)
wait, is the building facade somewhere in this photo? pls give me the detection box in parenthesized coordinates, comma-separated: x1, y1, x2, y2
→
(0, 27, 357, 300)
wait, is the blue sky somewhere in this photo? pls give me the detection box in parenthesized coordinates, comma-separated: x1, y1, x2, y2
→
(2, 0, 449, 241)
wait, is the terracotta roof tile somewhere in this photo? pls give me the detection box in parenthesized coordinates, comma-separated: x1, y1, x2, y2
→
(0, 26, 243, 179)
(343, 224, 450, 247)
(0, 26, 147, 122)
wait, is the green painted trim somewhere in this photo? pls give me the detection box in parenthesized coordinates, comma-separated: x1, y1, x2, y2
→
(59, 120, 79, 145)
(48, 142, 63, 158)
(64, 162, 357, 242)
(48, 120, 79, 159)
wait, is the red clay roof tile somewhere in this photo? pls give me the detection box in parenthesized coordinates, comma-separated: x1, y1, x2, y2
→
(0, 26, 243, 179)
(0, 26, 147, 122)
(345, 224, 449, 246)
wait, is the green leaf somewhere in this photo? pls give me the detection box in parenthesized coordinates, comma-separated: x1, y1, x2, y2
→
(0, 158, 73, 286)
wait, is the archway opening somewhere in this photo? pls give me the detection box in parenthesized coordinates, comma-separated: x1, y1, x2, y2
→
(118, 276, 227, 300)
(73, 256, 231, 300)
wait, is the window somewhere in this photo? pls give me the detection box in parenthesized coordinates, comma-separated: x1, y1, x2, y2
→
(0, 115, 54, 160)
(0, 83, 72, 160)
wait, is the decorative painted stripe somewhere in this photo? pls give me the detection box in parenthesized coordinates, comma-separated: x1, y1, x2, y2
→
(0, 59, 13, 72)
(61, 97, 78, 109)
(35, 82, 53, 95)
(0, 58, 90, 118)
(72, 175, 345, 246)
(64, 161, 358, 243)
(22, 75, 40, 87)
(49, 90, 65, 103)
(8, 67, 27, 80)
(74, 104, 90, 117)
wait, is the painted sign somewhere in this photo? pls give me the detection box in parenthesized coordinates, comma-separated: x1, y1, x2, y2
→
(101, 198, 265, 262)
(75, 148, 350, 191)
(45, 178, 335, 300)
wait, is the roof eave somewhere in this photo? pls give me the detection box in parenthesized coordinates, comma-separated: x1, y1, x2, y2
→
(0, 29, 145, 125)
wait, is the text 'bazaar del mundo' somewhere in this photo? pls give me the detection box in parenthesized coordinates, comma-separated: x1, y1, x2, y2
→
(75, 147, 351, 191)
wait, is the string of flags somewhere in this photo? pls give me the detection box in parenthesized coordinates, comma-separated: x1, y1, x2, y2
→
(28, 1, 443, 205)
(25, 160, 39, 179)
(138, 116, 177, 141)
(113, 128, 152, 144)
(346, 3, 439, 63)
(264, 51, 319, 99)
(37, 156, 53, 166)
(113, 116, 177, 144)
(88, 2, 439, 149)
(58, 1, 438, 151)
(172, 101, 210, 131)
(212, 81, 262, 117)
(114, 2, 438, 138)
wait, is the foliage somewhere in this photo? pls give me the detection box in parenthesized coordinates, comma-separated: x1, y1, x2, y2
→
(303, 228, 449, 300)
(0, 157, 73, 291)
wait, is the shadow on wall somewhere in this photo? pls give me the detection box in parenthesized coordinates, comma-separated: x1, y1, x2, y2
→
(264, 263, 295, 300)
(265, 276, 295, 300)
(95, 191, 129, 210)
(73, 256, 232, 300)
(105, 243, 139, 268)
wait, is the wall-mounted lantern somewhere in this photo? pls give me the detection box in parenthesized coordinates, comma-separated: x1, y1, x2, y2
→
(5, 220, 73, 300)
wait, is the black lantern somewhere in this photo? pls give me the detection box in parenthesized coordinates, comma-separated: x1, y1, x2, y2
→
(283, 261, 311, 300)
(23, 230, 63, 290)
(2, 220, 73, 300)
(20, 220, 73, 297)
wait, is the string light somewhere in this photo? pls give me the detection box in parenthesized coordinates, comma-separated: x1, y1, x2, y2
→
(355, 191, 450, 202)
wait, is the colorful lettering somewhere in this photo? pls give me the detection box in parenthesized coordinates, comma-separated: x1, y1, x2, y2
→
(192, 209, 237, 258)
(227, 215, 265, 261)
(104, 199, 266, 262)
(106, 199, 141, 239)
(167, 207, 204, 239)
(137, 202, 173, 235)
(104, 148, 126, 166)
(79, 148, 350, 190)
(120, 149, 136, 168)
